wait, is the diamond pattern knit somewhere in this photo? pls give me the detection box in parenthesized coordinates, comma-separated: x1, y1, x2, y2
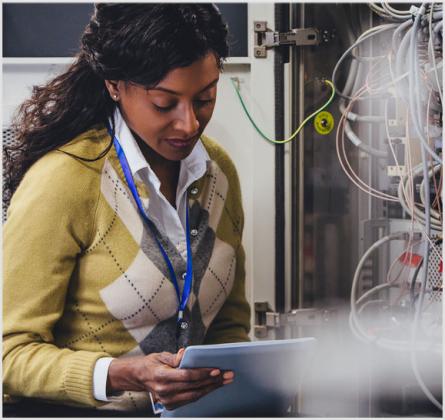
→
(3, 125, 250, 411)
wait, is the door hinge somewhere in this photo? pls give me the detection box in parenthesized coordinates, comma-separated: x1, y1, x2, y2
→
(254, 20, 320, 58)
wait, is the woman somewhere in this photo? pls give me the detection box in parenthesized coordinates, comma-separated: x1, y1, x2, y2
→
(3, 4, 250, 417)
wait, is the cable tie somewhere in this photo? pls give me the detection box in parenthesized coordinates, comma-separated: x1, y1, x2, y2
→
(409, 5, 418, 16)
(413, 4, 427, 17)
(409, 5, 426, 18)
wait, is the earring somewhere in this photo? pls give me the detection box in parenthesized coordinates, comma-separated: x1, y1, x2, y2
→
(113, 94, 119, 101)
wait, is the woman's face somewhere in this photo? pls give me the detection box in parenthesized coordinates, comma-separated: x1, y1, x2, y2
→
(109, 53, 220, 162)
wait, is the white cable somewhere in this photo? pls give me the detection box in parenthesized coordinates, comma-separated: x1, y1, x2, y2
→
(344, 120, 388, 157)
(358, 299, 386, 315)
(342, 59, 360, 97)
(419, 165, 442, 220)
(398, 167, 443, 231)
(338, 3, 442, 401)
(336, 87, 399, 201)
(349, 233, 441, 354)
(384, 100, 442, 230)
(382, 1, 412, 20)
(394, 26, 413, 101)
(356, 283, 394, 308)
(369, 3, 391, 19)
(339, 100, 386, 123)
(409, 170, 442, 409)
(408, 5, 442, 164)
(425, 91, 443, 220)
(383, 1, 412, 16)
(428, 2, 443, 103)
(337, 45, 388, 158)
(350, 233, 407, 339)
(332, 24, 399, 98)
(392, 19, 413, 55)
(408, 4, 443, 411)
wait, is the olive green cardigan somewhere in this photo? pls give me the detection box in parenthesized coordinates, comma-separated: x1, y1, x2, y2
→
(3, 126, 250, 411)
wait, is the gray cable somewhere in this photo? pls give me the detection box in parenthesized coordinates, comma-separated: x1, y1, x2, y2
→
(342, 59, 360, 97)
(339, 100, 386, 123)
(382, 2, 412, 20)
(429, 2, 443, 103)
(338, 54, 388, 157)
(397, 164, 442, 230)
(408, 3, 443, 411)
(394, 26, 413, 101)
(419, 164, 442, 220)
(408, 5, 442, 164)
(344, 120, 388, 158)
(392, 19, 413, 53)
(332, 24, 399, 99)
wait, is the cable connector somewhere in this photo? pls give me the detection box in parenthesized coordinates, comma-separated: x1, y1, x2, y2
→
(409, 5, 419, 16)
(410, 4, 426, 18)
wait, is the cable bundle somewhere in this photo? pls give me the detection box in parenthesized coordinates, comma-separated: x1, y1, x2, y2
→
(334, 2, 443, 411)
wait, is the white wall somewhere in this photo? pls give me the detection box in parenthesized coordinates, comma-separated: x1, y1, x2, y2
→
(207, 3, 277, 332)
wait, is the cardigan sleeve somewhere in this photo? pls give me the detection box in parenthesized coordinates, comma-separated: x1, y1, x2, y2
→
(3, 151, 110, 407)
(203, 147, 251, 344)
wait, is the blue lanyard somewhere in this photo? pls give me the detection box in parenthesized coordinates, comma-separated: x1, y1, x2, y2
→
(109, 128, 193, 324)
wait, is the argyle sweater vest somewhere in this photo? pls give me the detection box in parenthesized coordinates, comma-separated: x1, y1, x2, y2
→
(3, 125, 250, 411)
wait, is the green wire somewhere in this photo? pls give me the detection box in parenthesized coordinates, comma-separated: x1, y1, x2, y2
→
(231, 78, 336, 145)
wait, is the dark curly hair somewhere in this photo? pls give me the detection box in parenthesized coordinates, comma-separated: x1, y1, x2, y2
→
(4, 3, 228, 207)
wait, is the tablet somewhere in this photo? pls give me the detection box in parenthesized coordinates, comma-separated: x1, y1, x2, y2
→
(161, 337, 317, 417)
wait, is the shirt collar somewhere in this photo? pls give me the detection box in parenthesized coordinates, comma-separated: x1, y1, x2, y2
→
(112, 107, 148, 175)
(110, 108, 210, 190)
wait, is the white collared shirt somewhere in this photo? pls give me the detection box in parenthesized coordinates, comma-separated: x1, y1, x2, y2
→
(93, 108, 210, 402)
(112, 107, 210, 253)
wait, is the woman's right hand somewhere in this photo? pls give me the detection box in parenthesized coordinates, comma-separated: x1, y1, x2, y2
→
(106, 348, 234, 410)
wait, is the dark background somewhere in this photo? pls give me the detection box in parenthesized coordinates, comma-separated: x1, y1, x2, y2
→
(3, 3, 248, 57)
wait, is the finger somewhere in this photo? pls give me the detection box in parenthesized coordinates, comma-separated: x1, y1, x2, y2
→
(156, 366, 220, 383)
(222, 371, 234, 380)
(153, 375, 223, 398)
(161, 382, 223, 410)
(157, 351, 178, 367)
(174, 348, 185, 366)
